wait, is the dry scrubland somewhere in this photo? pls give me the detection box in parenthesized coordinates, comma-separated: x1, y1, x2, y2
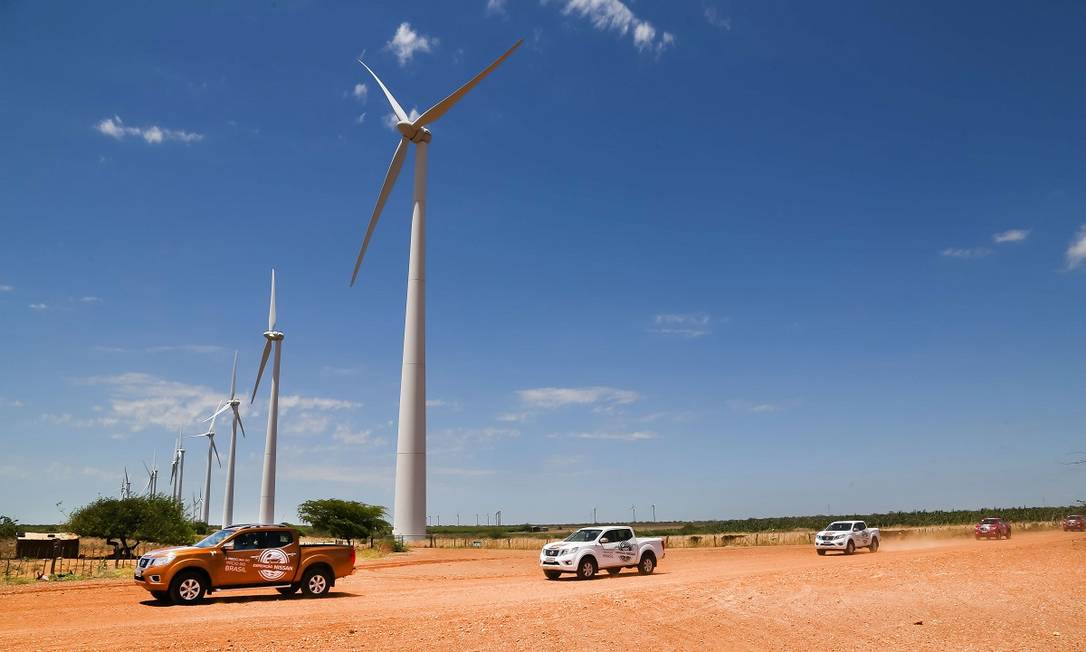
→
(1, 530, 1084, 651)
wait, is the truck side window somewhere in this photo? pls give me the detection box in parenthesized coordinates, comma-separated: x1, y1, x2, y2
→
(603, 529, 622, 542)
(619, 529, 632, 542)
(233, 532, 261, 550)
(269, 531, 293, 548)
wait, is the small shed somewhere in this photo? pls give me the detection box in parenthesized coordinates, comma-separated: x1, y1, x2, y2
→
(15, 532, 80, 559)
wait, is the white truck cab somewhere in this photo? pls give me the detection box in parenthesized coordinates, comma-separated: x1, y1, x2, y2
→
(815, 520, 880, 555)
(539, 526, 665, 580)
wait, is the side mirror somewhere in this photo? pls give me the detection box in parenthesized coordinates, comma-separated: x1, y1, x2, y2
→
(599, 538, 610, 544)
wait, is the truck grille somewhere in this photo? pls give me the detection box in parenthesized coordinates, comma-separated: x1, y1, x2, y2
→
(138, 557, 152, 569)
(544, 549, 559, 557)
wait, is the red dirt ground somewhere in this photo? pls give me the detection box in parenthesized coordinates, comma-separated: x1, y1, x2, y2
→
(2, 530, 1084, 651)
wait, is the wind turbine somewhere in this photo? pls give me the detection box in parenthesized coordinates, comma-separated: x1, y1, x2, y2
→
(189, 419, 221, 524)
(120, 467, 131, 499)
(206, 351, 247, 527)
(142, 452, 158, 496)
(251, 269, 283, 524)
(350, 39, 523, 540)
(168, 435, 180, 501)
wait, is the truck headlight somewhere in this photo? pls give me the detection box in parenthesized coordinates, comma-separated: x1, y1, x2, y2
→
(150, 553, 176, 566)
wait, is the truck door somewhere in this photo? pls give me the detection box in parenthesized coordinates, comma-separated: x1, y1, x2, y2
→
(250, 529, 299, 585)
(217, 530, 266, 586)
(853, 522, 870, 547)
(598, 529, 626, 568)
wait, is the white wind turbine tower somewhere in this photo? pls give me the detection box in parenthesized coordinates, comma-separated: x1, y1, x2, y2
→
(168, 435, 180, 501)
(120, 467, 131, 499)
(351, 39, 523, 540)
(205, 351, 247, 527)
(170, 427, 186, 503)
(189, 419, 221, 524)
(251, 269, 283, 524)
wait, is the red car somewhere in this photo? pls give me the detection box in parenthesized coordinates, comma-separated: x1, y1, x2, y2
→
(1061, 515, 1085, 532)
(974, 517, 1011, 540)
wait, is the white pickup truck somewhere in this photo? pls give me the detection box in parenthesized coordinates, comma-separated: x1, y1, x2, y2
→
(539, 526, 665, 580)
(814, 520, 880, 555)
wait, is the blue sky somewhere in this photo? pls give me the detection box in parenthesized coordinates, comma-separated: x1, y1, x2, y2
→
(2, 1, 1085, 525)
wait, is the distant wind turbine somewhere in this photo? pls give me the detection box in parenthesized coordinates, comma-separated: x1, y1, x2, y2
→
(120, 467, 132, 499)
(251, 269, 283, 524)
(142, 452, 158, 496)
(189, 418, 221, 524)
(350, 39, 523, 540)
(205, 351, 247, 527)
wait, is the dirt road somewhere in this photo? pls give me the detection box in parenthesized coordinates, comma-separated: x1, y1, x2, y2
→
(2, 530, 1084, 651)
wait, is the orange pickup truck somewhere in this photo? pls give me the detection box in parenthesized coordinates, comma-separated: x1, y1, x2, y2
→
(134, 524, 356, 604)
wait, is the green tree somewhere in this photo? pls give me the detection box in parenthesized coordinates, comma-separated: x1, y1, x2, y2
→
(0, 515, 18, 539)
(297, 499, 391, 545)
(67, 496, 193, 558)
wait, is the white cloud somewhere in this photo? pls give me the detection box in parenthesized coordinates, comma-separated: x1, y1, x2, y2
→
(486, 0, 508, 14)
(0, 284, 13, 292)
(95, 344, 224, 354)
(726, 399, 785, 414)
(282, 463, 392, 486)
(355, 113, 367, 125)
(278, 395, 361, 413)
(29, 303, 48, 310)
(80, 372, 227, 431)
(41, 412, 119, 428)
(386, 22, 436, 66)
(426, 399, 460, 409)
(556, 0, 675, 54)
(0, 398, 25, 408)
(432, 466, 497, 477)
(497, 411, 531, 423)
(332, 425, 381, 446)
(94, 116, 204, 145)
(79, 296, 103, 304)
(352, 83, 368, 102)
(993, 229, 1030, 244)
(650, 312, 712, 338)
(941, 247, 992, 259)
(551, 430, 657, 442)
(704, 5, 731, 30)
(384, 106, 421, 129)
(518, 386, 640, 409)
(1066, 225, 1086, 270)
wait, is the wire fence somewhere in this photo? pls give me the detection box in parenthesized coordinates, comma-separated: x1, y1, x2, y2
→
(1, 541, 158, 582)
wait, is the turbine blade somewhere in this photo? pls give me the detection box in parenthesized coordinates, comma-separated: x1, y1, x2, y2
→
(351, 137, 408, 286)
(211, 440, 222, 467)
(414, 39, 523, 128)
(233, 405, 247, 438)
(230, 351, 239, 399)
(268, 269, 277, 332)
(205, 402, 231, 422)
(358, 58, 408, 122)
(251, 340, 273, 404)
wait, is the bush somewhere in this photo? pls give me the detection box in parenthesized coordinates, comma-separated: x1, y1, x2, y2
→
(67, 496, 193, 558)
(0, 515, 17, 540)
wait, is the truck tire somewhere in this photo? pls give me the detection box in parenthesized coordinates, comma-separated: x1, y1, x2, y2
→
(168, 570, 207, 605)
(817, 549, 826, 556)
(638, 553, 656, 575)
(276, 586, 299, 595)
(869, 537, 879, 553)
(150, 590, 171, 603)
(607, 568, 622, 576)
(576, 557, 597, 580)
(544, 570, 562, 580)
(1005, 530, 1011, 540)
(301, 566, 333, 597)
(845, 540, 855, 555)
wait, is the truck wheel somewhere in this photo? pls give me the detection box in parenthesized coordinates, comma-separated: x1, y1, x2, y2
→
(168, 571, 207, 605)
(301, 567, 333, 596)
(817, 549, 826, 556)
(638, 553, 656, 575)
(869, 538, 879, 553)
(1005, 530, 1011, 540)
(576, 557, 597, 580)
(276, 586, 299, 595)
(607, 568, 622, 576)
(845, 541, 855, 555)
(150, 590, 171, 603)
(544, 570, 562, 580)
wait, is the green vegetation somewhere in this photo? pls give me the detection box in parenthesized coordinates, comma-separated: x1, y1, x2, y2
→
(0, 515, 17, 539)
(66, 495, 193, 557)
(297, 498, 391, 545)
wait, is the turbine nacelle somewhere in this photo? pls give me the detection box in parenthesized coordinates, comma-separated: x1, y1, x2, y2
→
(396, 121, 432, 143)
(262, 330, 285, 341)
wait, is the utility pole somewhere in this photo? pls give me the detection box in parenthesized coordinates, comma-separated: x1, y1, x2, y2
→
(652, 504, 656, 522)
(632, 505, 636, 522)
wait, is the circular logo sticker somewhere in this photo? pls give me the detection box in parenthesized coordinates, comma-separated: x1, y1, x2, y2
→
(256, 548, 290, 581)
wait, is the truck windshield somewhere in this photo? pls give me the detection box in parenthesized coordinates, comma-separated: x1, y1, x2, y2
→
(825, 523, 852, 531)
(194, 529, 236, 548)
(564, 529, 601, 542)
